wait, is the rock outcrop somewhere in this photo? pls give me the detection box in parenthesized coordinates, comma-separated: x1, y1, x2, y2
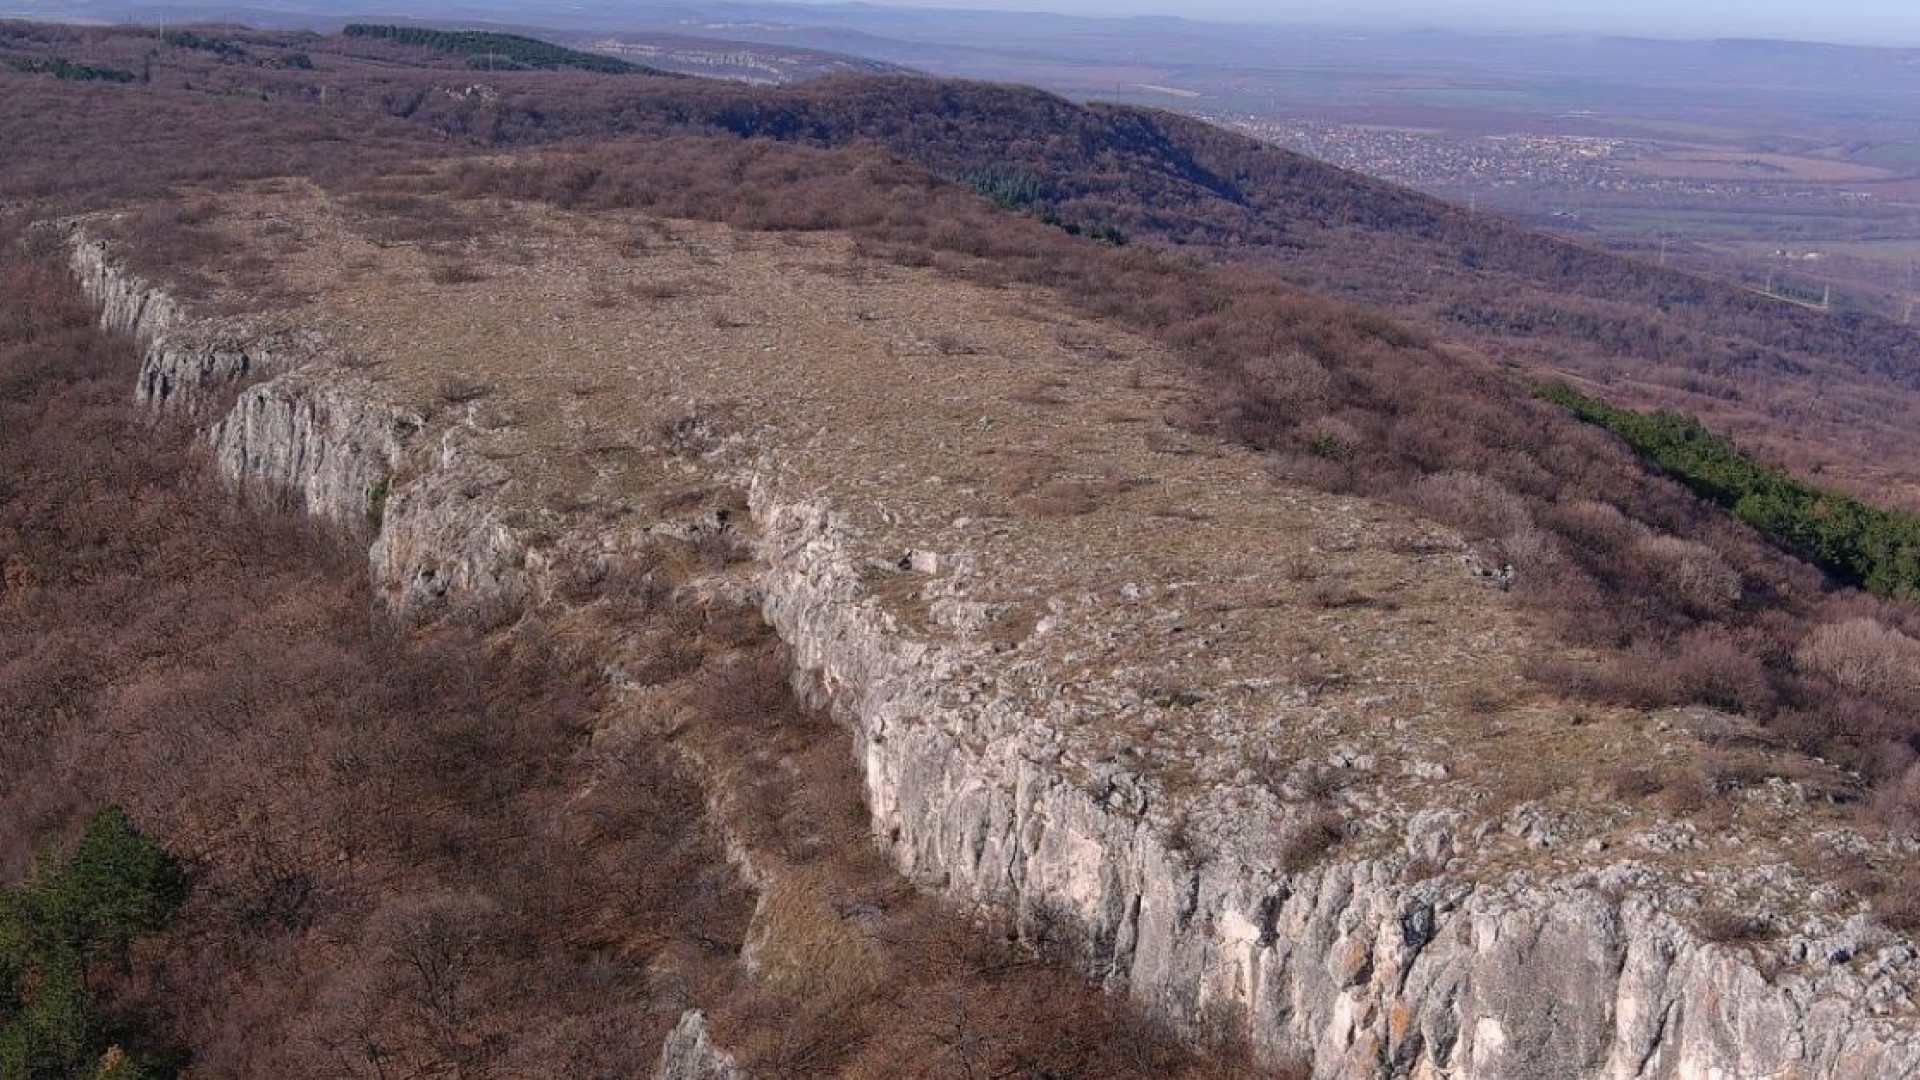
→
(70, 232, 181, 343)
(72, 232, 416, 526)
(747, 481, 1920, 1079)
(654, 1011, 745, 1080)
(212, 373, 422, 527)
(70, 231, 291, 412)
(81, 235, 1920, 1079)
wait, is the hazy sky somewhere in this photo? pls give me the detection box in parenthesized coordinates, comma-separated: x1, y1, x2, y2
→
(870, 0, 1920, 45)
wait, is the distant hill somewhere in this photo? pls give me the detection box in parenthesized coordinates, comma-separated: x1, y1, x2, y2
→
(340, 23, 668, 75)
(560, 30, 910, 84)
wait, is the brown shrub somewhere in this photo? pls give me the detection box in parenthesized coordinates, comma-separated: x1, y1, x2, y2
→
(1238, 350, 1334, 421)
(1009, 377, 1067, 406)
(1018, 480, 1101, 517)
(693, 645, 801, 731)
(1535, 629, 1775, 717)
(1875, 881, 1920, 936)
(1633, 534, 1743, 616)
(932, 332, 981, 356)
(1655, 768, 1715, 817)
(1404, 471, 1531, 540)
(427, 261, 487, 285)
(1601, 765, 1664, 800)
(1543, 498, 1637, 553)
(435, 373, 492, 404)
(1796, 618, 1920, 709)
(1307, 577, 1374, 610)
(653, 408, 725, 458)
(1872, 761, 1920, 830)
(632, 277, 694, 300)
(1295, 415, 1362, 461)
(1278, 806, 1344, 873)
(1663, 629, 1777, 715)
(1696, 906, 1772, 945)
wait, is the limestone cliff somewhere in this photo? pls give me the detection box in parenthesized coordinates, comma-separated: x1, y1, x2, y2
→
(70, 232, 180, 344)
(747, 482, 1920, 1079)
(70, 232, 290, 412)
(212, 372, 423, 528)
(79, 235, 1920, 1079)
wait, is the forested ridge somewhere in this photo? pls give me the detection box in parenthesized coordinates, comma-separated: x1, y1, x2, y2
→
(340, 24, 658, 75)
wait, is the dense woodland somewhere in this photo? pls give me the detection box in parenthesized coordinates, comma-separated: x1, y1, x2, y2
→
(10, 18, 1920, 1073)
(338, 25, 657, 75)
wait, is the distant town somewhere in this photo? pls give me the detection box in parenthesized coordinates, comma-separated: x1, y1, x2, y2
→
(1211, 114, 1879, 213)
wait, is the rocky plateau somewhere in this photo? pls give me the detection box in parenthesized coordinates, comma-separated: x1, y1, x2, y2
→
(63, 185, 1920, 1079)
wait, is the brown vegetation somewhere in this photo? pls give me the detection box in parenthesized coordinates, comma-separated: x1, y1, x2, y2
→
(1277, 808, 1346, 873)
(0, 226, 746, 1075)
(1696, 907, 1774, 946)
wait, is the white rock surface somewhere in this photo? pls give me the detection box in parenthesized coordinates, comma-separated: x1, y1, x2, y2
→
(70, 232, 286, 412)
(745, 483, 1920, 1079)
(654, 1011, 744, 1080)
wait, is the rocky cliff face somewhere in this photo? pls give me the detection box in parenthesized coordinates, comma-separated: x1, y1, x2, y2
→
(746, 477, 1920, 1080)
(212, 373, 423, 528)
(72, 233, 417, 526)
(70, 233, 288, 412)
(81, 240, 1920, 1079)
(71, 233, 180, 343)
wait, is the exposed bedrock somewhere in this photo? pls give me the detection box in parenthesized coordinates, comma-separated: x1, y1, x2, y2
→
(81, 243, 1920, 1079)
(654, 1011, 745, 1080)
(70, 233, 181, 343)
(70, 233, 292, 412)
(748, 481, 1920, 1079)
(211, 373, 423, 528)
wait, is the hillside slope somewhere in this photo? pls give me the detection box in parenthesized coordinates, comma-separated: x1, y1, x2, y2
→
(397, 70, 1920, 507)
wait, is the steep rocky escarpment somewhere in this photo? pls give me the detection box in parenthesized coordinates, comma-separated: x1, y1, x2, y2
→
(70, 231, 181, 344)
(210, 374, 420, 527)
(70, 231, 295, 413)
(73, 229, 418, 529)
(77, 209, 1920, 1079)
(749, 479, 1920, 1079)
